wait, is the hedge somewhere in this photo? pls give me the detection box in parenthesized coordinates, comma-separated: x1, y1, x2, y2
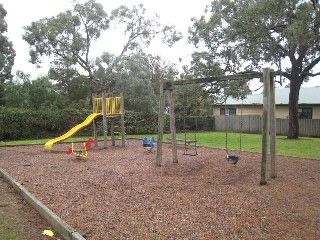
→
(0, 107, 92, 140)
(0, 107, 214, 141)
(0, 107, 167, 141)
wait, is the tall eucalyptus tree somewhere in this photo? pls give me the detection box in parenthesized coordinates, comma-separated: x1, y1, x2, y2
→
(189, 0, 320, 138)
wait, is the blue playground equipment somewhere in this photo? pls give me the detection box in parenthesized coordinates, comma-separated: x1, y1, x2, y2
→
(142, 137, 155, 152)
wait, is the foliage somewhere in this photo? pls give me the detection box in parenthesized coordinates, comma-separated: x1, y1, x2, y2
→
(0, 107, 164, 140)
(4, 70, 94, 110)
(189, 0, 320, 138)
(0, 4, 15, 105)
(95, 3, 181, 93)
(173, 83, 213, 129)
(125, 111, 161, 134)
(110, 4, 181, 52)
(23, 0, 109, 89)
(0, 107, 92, 140)
(22, 1, 182, 97)
(4, 72, 66, 109)
(95, 51, 181, 114)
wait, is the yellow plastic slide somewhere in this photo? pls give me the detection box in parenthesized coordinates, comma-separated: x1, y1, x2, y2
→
(44, 113, 102, 151)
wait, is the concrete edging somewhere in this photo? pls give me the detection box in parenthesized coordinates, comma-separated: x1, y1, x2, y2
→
(0, 168, 86, 240)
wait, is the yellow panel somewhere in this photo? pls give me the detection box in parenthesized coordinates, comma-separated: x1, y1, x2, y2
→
(93, 96, 122, 115)
(94, 98, 103, 113)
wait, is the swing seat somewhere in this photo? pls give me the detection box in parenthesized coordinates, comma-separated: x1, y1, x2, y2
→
(226, 155, 240, 164)
(183, 152, 198, 156)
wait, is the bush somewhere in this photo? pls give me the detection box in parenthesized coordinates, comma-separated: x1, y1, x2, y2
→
(175, 115, 214, 132)
(0, 107, 214, 141)
(0, 107, 92, 140)
(125, 111, 159, 134)
(0, 107, 167, 140)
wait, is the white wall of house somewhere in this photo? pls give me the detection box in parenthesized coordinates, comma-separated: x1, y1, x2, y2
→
(312, 106, 320, 119)
(213, 105, 320, 119)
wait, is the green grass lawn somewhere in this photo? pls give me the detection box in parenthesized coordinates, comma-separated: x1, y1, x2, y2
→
(1, 132, 319, 160)
(134, 132, 320, 160)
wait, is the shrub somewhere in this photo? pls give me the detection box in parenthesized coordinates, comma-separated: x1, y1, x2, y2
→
(0, 107, 91, 140)
(0, 108, 167, 140)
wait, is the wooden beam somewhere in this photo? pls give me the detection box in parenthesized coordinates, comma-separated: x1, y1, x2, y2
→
(168, 88, 178, 163)
(164, 72, 263, 89)
(260, 68, 270, 185)
(102, 92, 108, 149)
(111, 119, 115, 146)
(120, 94, 125, 147)
(92, 94, 98, 147)
(156, 79, 166, 166)
(270, 74, 277, 178)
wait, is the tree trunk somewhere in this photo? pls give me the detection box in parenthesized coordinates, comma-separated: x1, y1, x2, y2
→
(287, 78, 301, 139)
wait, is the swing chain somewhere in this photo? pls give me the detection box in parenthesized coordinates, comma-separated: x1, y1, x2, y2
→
(224, 94, 243, 164)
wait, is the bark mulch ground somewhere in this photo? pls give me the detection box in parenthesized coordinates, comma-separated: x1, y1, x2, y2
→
(0, 139, 319, 240)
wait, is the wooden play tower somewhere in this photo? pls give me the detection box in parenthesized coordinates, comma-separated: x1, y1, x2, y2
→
(92, 93, 125, 148)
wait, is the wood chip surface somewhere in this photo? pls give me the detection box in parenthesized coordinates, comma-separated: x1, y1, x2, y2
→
(0, 139, 319, 240)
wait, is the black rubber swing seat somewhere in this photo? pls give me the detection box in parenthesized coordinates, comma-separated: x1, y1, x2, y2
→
(226, 155, 240, 164)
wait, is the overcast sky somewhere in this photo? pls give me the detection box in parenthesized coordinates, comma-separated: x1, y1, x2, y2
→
(2, 0, 211, 77)
(1, 0, 318, 87)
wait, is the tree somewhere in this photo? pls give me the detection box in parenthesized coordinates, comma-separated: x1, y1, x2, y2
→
(189, 0, 320, 139)
(181, 53, 251, 103)
(112, 52, 158, 113)
(23, 0, 109, 90)
(5, 71, 63, 109)
(94, 4, 181, 93)
(0, 4, 15, 105)
(95, 51, 177, 113)
(23, 1, 182, 96)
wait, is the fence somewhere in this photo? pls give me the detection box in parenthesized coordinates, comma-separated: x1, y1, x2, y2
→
(214, 115, 320, 137)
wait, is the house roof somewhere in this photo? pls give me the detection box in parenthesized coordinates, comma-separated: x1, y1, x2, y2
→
(223, 86, 320, 105)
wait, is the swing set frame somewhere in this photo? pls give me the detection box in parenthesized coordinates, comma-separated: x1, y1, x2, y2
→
(156, 68, 277, 185)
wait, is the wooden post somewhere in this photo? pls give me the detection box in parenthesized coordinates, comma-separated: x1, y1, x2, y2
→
(120, 94, 125, 147)
(260, 68, 270, 185)
(102, 92, 108, 149)
(92, 94, 98, 147)
(111, 119, 115, 146)
(156, 78, 166, 166)
(167, 84, 178, 163)
(270, 72, 277, 178)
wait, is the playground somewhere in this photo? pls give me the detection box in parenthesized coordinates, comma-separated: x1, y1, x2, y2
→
(0, 140, 319, 239)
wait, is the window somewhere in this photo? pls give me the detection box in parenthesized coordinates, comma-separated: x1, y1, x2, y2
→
(299, 108, 312, 119)
(220, 108, 236, 115)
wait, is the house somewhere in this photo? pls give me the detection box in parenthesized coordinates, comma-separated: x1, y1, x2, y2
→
(213, 87, 320, 119)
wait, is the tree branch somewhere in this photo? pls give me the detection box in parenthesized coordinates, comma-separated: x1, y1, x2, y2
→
(306, 72, 320, 77)
(301, 55, 320, 79)
(275, 70, 291, 80)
